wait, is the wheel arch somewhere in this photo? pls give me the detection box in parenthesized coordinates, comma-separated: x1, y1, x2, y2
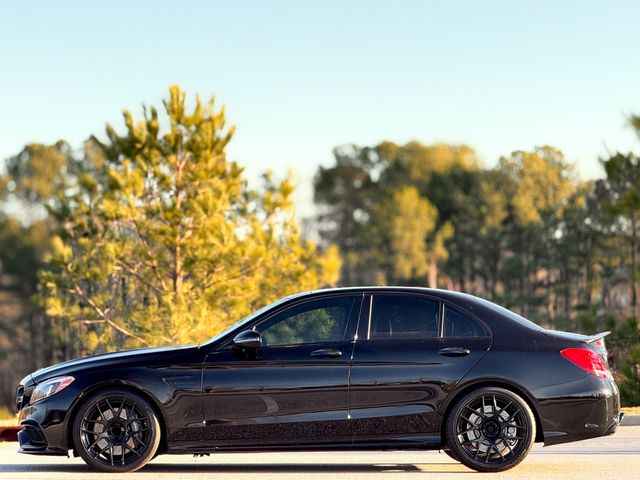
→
(65, 381, 168, 455)
(439, 380, 544, 444)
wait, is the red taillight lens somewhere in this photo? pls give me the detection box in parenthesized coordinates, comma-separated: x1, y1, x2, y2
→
(561, 348, 613, 381)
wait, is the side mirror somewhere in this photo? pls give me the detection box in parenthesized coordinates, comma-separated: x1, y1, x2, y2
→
(232, 330, 262, 349)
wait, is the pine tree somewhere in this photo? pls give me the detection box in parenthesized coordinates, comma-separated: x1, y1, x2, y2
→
(39, 86, 340, 352)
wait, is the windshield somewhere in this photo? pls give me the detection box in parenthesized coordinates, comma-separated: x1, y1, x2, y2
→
(201, 295, 296, 346)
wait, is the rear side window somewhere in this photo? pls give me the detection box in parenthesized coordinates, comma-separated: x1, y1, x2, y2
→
(370, 295, 439, 339)
(443, 305, 485, 337)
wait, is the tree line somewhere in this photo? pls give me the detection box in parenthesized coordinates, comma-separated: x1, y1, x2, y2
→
(0, 86, 638, 409)
(313, 130, 640, 404)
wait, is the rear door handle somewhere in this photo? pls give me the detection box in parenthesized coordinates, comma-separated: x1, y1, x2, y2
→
(310, 348, 342, 358)
(438, 347, 470, 357)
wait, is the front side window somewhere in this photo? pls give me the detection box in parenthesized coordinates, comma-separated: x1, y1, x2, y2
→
(257, 296, 356, 346)
(369, 294, 439, 339)
(443, 305, 485, 337)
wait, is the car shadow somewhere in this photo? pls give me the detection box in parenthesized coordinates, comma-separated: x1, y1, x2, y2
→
(1, 462, 468, 474)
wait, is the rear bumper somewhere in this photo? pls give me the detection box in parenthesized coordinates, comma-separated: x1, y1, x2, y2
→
(532, 375, 621, 446)
(604, 411, 624, 436)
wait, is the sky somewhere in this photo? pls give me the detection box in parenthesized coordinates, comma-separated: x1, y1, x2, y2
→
(1, 0, 639, 218)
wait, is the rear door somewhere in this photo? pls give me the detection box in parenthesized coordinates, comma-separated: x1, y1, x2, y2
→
(349, 292, 491, 446)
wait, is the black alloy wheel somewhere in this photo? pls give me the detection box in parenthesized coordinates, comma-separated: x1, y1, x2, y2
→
(72, 389, 160, 472)
(445, 387, 535, 472)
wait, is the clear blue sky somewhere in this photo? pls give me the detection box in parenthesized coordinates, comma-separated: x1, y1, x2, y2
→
(2, 1, 639, 217)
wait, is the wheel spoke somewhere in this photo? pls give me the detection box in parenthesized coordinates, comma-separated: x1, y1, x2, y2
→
(464, 405, 483, 419)
(504, 440, 514, 457)
(96, 404, 108, 423)
(495, 442, 506, 460)
(127, 436, 145, 456)
(126, 403, 136, 423)
(93, 442, 109, 460)
(130, 426, 150, 434)
(85, 418, 105, 425)
(104, 399, 118, 420)
(497, 400, 512, 418)
(86, 435, 103, 452)
(459, 426, 480, 436)
(130, 433, 147, 449)
(485, 441, 494, 463)
(116, 397, 126, 420)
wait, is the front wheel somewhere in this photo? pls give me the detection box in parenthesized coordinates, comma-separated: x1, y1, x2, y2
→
(72, 389, 161, 472)
(445, 387, 536, 472)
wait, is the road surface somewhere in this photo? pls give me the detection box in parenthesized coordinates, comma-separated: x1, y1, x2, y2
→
(1, 426, 638, 479)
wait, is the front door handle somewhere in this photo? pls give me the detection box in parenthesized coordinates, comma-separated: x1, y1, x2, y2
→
(438, 347, 470, 357)
(310, 348, 342, 358)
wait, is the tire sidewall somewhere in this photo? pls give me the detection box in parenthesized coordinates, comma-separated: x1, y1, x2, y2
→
(72, 389, 161, 473)
(445, 387, 536, 472)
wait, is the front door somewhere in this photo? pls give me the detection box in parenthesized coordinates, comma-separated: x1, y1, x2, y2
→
(349, 293, 491, 446)
(201, 293, 363, 448)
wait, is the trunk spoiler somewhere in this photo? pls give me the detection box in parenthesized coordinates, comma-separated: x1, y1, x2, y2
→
(585, 331, 610, 344)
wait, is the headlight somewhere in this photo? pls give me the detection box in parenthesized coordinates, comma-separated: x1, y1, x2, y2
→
(30, 376, 75, 404)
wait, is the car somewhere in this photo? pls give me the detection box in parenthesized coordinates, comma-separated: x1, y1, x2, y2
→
(16, 287, 622, 472)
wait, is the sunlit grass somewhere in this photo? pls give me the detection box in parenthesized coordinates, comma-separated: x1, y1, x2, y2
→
(0, 406, 16, 422)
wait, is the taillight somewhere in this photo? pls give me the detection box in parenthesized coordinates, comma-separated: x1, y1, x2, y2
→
(560, 348, 613, 381)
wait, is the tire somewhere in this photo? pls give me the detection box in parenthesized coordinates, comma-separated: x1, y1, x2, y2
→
(445, 387, 536, 472)
(72, 389, 161, 472)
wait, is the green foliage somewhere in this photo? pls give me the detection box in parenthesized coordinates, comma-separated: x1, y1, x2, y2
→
(0, 406, 15, 420)
(610, 317, 640, 406)
(314, 142, 476, 286)
(37, 86, 340, 352)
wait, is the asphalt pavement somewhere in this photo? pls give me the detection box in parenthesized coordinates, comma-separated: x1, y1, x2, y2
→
(1, 426, 638, 479)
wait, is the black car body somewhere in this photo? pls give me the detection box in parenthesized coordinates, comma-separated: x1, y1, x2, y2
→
(16, 287, 622, 472)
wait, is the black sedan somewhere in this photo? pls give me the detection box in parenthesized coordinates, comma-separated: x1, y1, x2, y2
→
(16, 287, 622, 473)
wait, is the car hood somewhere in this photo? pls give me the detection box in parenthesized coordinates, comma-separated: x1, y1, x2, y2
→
(28, 345, 198, 385)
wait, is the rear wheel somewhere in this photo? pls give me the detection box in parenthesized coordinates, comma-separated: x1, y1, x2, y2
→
(445, 387, 535, 472)
(72, 389, 160, 472)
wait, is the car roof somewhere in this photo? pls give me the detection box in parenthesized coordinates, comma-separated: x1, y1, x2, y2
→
(294, 286, 545, 333)
(292, 286, 479, 303)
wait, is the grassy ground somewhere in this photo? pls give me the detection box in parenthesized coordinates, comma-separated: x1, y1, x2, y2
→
(622, 407, 640, 415)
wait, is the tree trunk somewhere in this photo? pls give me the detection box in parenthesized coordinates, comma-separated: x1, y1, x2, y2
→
(631, 214, 638, 320)
(428, 256, 438, 288)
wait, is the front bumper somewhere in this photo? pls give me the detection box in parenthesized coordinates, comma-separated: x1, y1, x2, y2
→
(17, 427, 67, 455)
(16, 385, 82, 456)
